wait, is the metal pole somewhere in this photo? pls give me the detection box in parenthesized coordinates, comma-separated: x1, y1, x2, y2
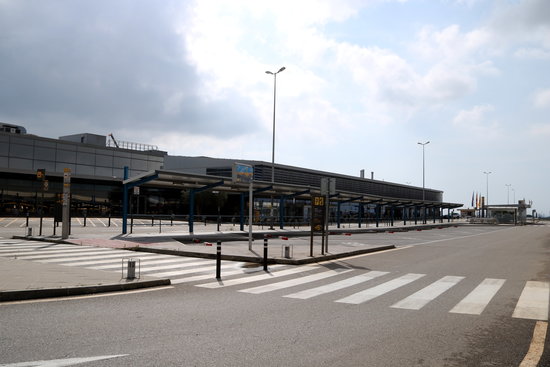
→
(216, 241, 222, 280)
(248, 181, 253, 251)
(505, 184, 511, 205)
(266, 67, 285, 230)
(263, 237, 268, 271)
(484, 171, 492, 206)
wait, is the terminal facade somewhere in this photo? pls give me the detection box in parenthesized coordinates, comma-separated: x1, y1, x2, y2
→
(0, 124, 459, 225)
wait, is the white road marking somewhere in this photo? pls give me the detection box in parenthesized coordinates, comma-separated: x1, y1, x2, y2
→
(196, 266, 319, 289)
(0, 354, 128, 366)
(172, 265, 287, 284)
(284, 271, 390, 299)
(0, 247, 110, 257)
(391, 275, 464, 310)
(13, 249, 133, 260)
(239, 269, 353, 294)
(513, 281, 550, 320)
(61, 254, 166, 266)
(38, 252, 140, 263)
(449, 278, 505, 315)
(335, 273, 425, 305)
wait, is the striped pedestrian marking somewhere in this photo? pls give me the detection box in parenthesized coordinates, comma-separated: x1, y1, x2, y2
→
(196, 266, 320, 289)
(239, 268, 354, 295)
(449, 278, 506, 315)
(173, 265, 287, 284)
(151, 263, 244, 278)
(513, 281, 550, 321)
(62, 254, 171, 267)
(335, 273, 426, 305)
(284, 271, 390, 300)
(90, 258, 207, 271)
(0, 247, 111, 257)
(11, 249, 131, 260)
(38, 252, 142, 263)
(391, 275, 465, 310)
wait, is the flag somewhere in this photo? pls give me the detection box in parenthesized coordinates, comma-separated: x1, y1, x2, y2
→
(475, 192, 479, 209)
(471, 191, 474, 208)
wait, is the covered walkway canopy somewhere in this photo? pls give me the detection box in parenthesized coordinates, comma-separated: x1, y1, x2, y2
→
(122, 169, 462, 234)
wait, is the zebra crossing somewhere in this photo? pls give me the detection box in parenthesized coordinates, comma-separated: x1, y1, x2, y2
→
(1, 240, 548, 320)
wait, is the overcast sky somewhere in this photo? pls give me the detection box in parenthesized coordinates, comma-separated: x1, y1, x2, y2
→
(1, 0, 549, 215)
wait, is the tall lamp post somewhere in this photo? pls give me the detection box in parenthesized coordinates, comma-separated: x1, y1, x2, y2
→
(505, 184, 511, 205)
(417, 141, 429, 224)
(417, 141, 430, 201)
(266, 66, 285, 228)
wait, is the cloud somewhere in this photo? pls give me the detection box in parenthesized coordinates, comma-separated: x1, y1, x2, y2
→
(452, 104, 497, 134)
(0, 0, 260, 140)
(533, 89, 550, 108)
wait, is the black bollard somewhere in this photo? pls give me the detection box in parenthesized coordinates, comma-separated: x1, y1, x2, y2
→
(26, 212, 29, 227)
(263, 237, 268, 271)
(216, 241, 222, 279)
(108, 214, 111, 227)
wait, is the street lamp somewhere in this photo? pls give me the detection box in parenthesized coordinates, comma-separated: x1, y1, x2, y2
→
(417, 141, 430, 201)
(483, 171, 492, 205)
(266, 66, 285, 228)
(505, 184, 511, 205)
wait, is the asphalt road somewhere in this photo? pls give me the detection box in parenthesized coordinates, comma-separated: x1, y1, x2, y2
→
(1, 224, 549, 366)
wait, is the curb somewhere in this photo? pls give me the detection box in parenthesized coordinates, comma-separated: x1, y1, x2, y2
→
(0, 278, 171, 302)
(127, 244, 396, 265)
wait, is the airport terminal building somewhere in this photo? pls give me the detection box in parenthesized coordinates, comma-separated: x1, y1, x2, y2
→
(0, 124, 459, 225)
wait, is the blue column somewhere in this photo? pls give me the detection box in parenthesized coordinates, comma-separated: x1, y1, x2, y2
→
(122, 166, 129, 234)
(240, 193, 245, 231)
(337, 202, 341, 228)
(358, 203, 363, 228)
(279, 196, 285, 229)
(189, 188, 195, 233)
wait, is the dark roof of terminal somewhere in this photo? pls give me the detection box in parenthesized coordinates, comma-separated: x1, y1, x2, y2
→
(124, 169, 462, 209)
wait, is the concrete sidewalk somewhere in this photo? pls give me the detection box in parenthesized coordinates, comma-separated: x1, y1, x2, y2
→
(0, 256, 170, 302)
(1, 220, 463, 302)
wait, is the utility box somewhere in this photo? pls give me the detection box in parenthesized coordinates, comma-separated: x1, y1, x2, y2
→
(122, 258, 140, 280)
(26, 227, 32, 237)
(281, 245, 293, 259)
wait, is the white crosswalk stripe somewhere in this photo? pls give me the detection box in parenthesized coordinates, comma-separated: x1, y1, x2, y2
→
(239, 268, 353, 294)
(284, 271, 390, 299)
(513, 281, 549, 321)
(391, 275, 464, 310)
(449, 278, 506, 315)
(196, 266, 320, 289)
(335, 273, 426, 305)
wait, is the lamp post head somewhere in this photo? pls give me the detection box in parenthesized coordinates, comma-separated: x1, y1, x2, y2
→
(278, 66, 286, 73)
(265, 71, 274, 75)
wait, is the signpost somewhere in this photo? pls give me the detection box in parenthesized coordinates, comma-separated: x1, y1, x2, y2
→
(62, 168, 71, 239)
(233, 163, 254, 250)
(310, 195, 326, 256)
(320, 177, 336, 253)
(36, 169, 46, 236)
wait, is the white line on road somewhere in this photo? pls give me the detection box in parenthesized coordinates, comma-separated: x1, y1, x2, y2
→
(284, 271, 390, 299)
(239, 269, 353, 294)
(449, 278, 505, 315)
(513, 281, 550, 321)
(391, 275, 464, 310)
(335, 273, 425, 305)
(196, 266, 319, 289)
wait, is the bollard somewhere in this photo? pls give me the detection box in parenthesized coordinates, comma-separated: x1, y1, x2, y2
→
(159, 218, 162, 233)
(151, 216, 154, 227)
(108, 214, 111, 227)
(263, 237, 268, 271)
(83, 214, 87, 227)
(53, 220, 56, 236)
(216, 241, 222, 279)
(26, 212, 29, 227)
(39, 215, 43, 236)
